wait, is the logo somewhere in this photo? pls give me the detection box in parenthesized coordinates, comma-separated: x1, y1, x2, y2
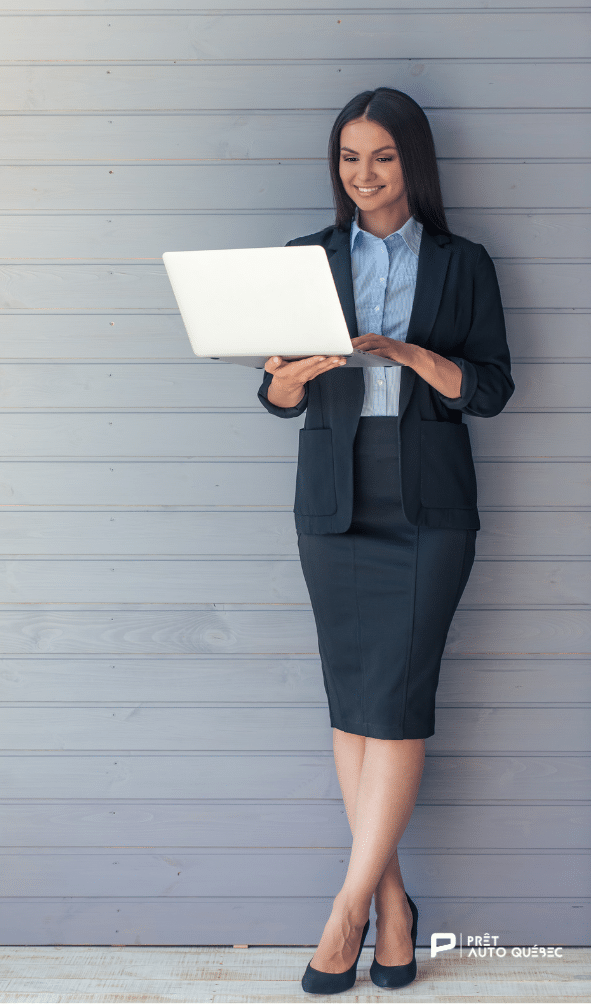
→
(430, 932, 563, 959)
(431, 933, 456, 957)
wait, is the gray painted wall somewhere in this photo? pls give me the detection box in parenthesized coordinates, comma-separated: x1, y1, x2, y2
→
(0, 0, 589, 947)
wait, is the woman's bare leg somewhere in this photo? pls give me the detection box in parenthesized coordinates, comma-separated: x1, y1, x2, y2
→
(333, 730, 421, 965)
(309, 727, 425, 972)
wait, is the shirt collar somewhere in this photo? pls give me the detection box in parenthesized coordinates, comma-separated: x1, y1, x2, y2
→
(350, 210, 423, 258)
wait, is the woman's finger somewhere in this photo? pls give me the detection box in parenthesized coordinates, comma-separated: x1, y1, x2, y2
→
(301, 356, 347, 378)
(266, 355, 346, 379)
(264, 355, 288, 374)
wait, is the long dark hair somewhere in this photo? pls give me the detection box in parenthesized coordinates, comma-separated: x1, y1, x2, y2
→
(328, 87, 450, 234)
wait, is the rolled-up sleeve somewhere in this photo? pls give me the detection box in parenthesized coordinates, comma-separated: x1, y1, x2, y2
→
(257, 367, 309, 418)
(437, 245, 514, 417)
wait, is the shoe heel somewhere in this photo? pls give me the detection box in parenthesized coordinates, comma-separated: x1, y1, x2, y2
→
(302, 917, 370, 995)
(370, 892, 418, 989)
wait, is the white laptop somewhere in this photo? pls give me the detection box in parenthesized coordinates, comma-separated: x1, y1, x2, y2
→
(162, 245, 397, 368)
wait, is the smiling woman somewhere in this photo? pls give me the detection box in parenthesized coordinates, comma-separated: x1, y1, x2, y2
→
(332, 98, 463, 400)
(256, 87, 514, 995)
(337, 119, 464, 397)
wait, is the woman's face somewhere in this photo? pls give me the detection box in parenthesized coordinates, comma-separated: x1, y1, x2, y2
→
(338, 117, 409, 221)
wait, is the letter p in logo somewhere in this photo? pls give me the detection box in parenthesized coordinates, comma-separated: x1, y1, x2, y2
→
(431, 932, 456, 957)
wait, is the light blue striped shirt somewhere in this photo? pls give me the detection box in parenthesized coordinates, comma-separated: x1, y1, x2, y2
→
(350, 212, 423, 416)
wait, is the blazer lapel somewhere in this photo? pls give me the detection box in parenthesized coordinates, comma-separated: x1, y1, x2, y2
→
(398, 227, 452, 421)
(324, 227, 359, 341)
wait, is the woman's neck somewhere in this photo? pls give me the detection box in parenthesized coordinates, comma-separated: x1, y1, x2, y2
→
(357, 206, 412, 240)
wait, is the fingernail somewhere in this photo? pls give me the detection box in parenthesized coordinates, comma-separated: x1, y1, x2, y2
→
(273, 357, 279, 363)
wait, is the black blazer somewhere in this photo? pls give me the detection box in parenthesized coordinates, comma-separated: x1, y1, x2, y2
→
(257, 218, 514, 533)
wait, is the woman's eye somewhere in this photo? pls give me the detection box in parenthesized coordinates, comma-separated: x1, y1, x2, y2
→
(341, 156, 394, 162)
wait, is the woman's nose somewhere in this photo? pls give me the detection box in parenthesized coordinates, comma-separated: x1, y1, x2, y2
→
(355, 164, 376, 181)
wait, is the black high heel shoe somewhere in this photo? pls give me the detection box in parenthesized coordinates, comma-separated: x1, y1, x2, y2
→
(301, 917, 370, 995)
(370, 892, 418, 989)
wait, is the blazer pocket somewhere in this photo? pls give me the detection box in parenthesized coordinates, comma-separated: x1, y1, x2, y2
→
(420, 421, 478, 510)
(294, 428, 337, 517)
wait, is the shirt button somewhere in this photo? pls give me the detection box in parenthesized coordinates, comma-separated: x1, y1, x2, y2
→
(377, 380, 384, 385)
(374, 306, 379, 312)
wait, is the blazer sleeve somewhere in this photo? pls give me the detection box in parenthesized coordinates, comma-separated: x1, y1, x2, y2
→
(436, 244, 515, 417)
(257, 367, 309, 419)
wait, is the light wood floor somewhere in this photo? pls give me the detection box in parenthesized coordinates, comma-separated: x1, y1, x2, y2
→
(0, 947, 589, 1003)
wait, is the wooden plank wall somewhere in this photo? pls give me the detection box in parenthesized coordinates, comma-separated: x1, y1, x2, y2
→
(0, 0, 589, 947)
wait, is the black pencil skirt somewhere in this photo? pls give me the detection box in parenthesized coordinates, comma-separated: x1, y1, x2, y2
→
(297, 416, 476, 740)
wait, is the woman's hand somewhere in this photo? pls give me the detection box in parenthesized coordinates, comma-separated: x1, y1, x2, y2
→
(351, 333, 462, 400)
(265, 354, 347, 408)
(351, 333, 411, 364)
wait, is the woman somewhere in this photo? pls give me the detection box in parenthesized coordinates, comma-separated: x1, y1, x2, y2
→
(257, 88, 514, 995)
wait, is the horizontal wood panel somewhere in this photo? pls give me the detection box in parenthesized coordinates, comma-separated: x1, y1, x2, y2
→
(0, 511, 588, 558)
(0, 312, 587, 361)
(0, 558, 588, 606)
(3, 902, 591, 949)
(1, 658, 589, 705)
(1, 951, 587, 998)
(494, 263, 591, 312)
(0, 607, 586, 655)
(2, 14, 587, 62)
(0, 412, 587, 459)
(0, 211, 334, 261)
(0, 363, 263, 409)
(6, 111, 590, 160)
(446, 213, 591, 260)
(5, 658, 591, 706)
(0, 899, 588, 948)
(0, 967, 586, 1000)
(437, 659, 591, 705)
(0, 363, 587, 410)
(0, 313, 200, 359)
(0, 461, 587, 507)
(1, 212, 589, 261)
(2, 707, 590, 753)
(2, 60, 589, 111)
(0, 955, 588, 1004)
(2, 850, 588, 898)
(3, 801, 588, 849)
(1, 753, 589, 801)
(507, 363, 591, 410)
(1, 261, 588, 310)
(1, 163, 588, 210)
(465, 413, 591, 459)
(476, 511, 591, 556)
